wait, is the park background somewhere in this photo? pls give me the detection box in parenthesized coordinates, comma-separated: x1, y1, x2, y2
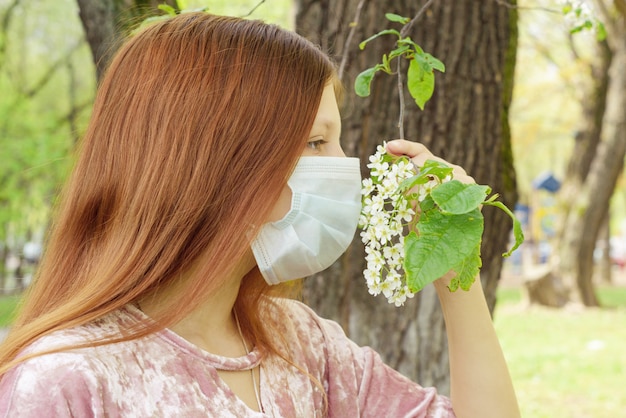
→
(0, 0, 625, 417)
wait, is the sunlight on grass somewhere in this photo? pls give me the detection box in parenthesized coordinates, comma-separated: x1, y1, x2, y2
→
(495, 286, 626, 418)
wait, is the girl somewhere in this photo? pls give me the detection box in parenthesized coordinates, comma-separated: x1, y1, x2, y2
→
(0, 13, 519, 417)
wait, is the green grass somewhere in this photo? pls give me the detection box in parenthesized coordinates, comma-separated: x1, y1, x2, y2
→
(495, 285, 626, 418)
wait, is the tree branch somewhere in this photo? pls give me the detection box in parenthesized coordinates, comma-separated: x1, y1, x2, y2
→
(395, 0, 438, 138)
(614, 0, 626, 18)
(0, 0, 21, 70)
(400, 0, 437, 38)
(337, 0, 367, 82)
(240, 0, 266, 18)
(396, 57, 405, 139)
(12, 41, 84, 98)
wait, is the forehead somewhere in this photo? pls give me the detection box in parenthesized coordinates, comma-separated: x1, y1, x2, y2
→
(312, 84, 340, 129)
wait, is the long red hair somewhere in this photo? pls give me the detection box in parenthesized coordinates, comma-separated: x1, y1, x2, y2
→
(0, 13, 336, 373)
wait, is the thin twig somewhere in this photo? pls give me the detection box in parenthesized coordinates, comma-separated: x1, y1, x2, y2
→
(240, 0, 266, 18)
(400, 0, 437, 38)
(395, 0, 437, 138)
(338, 0, 367, 82)
(397, 58, 405, 139)
(0, 0, 22, 69)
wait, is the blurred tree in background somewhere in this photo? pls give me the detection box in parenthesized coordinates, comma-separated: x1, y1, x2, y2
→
(555, 0, 626, 306)
(0, 0, 94, 291)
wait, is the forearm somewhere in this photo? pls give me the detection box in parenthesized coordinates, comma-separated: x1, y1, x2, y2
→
(434, 276, 520, 418)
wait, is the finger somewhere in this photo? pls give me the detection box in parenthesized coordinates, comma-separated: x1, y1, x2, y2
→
(385, 139, 474, 184)
(385, 139, 430, 159)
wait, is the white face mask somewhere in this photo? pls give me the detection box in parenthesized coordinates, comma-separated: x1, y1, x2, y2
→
(251, 156, 362, 285)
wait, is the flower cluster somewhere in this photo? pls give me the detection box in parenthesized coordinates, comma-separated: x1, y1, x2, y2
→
(358, 145, 421, 306)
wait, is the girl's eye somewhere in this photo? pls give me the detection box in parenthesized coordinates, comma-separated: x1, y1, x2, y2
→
(307, 138, 327, 151)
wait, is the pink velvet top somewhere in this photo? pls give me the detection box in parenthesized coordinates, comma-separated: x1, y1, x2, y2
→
(0, 301, 454, 417)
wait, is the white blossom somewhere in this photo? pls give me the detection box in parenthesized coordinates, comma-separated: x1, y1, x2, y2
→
(361, 178, 375, 196)
(359, 144, 454, 305)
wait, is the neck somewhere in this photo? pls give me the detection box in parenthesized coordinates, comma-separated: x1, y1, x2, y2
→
(137, 249, 257, 356)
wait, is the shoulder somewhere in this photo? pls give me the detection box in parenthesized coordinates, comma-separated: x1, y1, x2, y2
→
(0, 336, 108, 417)
(268, 299, 455, 417)
(0, 308, 142, 417)
(270, 298, 351, 349)
(267, 298, 366, 373)
(272, 298, 343, 335)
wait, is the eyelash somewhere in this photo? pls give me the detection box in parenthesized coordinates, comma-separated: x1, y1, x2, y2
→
(307, 138, 327, 150)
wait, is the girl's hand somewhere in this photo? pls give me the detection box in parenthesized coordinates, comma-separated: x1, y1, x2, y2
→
(385, 139, 475, 186)
(385, 139, 473, 289)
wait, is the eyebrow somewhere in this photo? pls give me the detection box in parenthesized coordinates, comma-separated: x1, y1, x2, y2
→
(312, 117, 335, 131)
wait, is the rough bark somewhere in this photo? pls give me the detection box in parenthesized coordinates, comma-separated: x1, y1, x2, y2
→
(76, 0, 120, 82)
(297, 0, 518, 392)
(76, 0, 176, 81)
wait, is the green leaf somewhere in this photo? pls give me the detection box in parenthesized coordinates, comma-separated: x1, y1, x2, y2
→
(413, 54, 433, 74)
(388, 44, 411, 60)
(132, 15, 174, 33)
(596, 22, 607, 41)
(483, 199, 525, 257)
(425, 53, 446, 72)
(570, 25, 584, 34)
(359, 29, 401, 50)
(420, 160, 454, 179)
(407, 58, 435, 110)
(450, 243, 481, 291)
(381, 53, 391, 72)
(404, 208, 484, 292)
(355, 67, 377, 97)
(385, 13, 410, 24)
(398, 37, 423, 54)
(431, 180, 490, 215)
(397, 160, 453, 193)
(180, 7, 208, 14)
(158, 4, 177, 15)
(418, 194, 437, 213)
(397, 173, 427, 192)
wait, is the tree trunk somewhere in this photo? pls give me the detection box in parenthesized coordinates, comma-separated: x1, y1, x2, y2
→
(558, 5, 626, 307)
(563, 39, 612, 189)
(555, 38, 611, 251)
(522, 265, 568, 308)
(76, 0, 120, 82)
(597, 212, 612, 284)
(297, 0, 518, 393)
(76, 0, 176, 81)
(552, 38, 611, 306)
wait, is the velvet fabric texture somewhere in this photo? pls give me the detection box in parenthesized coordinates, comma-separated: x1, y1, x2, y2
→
(0, 301, 454, 417)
